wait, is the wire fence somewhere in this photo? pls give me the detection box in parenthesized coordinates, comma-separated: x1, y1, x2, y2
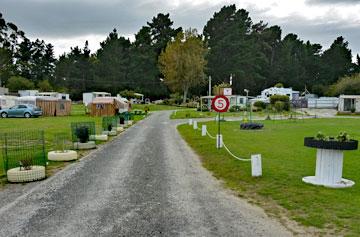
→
(102, 116, 119, 132)
(71, 122, 96, 142)
(0, 130, 46, 172)
(53, 132, 72, 152)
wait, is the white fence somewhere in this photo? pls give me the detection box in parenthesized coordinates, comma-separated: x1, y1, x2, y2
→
(307, 97, 339, 109)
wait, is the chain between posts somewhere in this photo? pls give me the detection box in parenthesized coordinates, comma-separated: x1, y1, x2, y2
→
(196, 123, 251, 162)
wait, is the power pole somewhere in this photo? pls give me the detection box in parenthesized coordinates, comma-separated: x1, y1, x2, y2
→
(208, 76, 211, 96)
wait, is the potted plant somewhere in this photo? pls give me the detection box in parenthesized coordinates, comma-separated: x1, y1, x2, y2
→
(75, 126, 89, 143)
(303, 131, 358, 188)
(304, 131, 358, 150)
(48, 133, 78, 161)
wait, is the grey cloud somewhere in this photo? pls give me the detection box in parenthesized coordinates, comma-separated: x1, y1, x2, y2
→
(306, 0, 360, 5)
(0, 0, 359, 57)
(0, 0, 226, 39)
(270, 14, 360, 57)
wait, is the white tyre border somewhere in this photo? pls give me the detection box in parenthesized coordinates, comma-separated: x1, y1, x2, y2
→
(48, 150, 78, 161)
(7, 166, 46, 183)
(90, 134, 108, 141)
(73, 141, 96, 150)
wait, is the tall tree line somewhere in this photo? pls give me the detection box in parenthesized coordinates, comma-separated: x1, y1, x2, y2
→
(0, 13, 55, 90)
(1, 6, 360, 100)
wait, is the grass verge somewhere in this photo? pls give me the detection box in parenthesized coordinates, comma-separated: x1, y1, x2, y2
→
(178, 118, 360, 236)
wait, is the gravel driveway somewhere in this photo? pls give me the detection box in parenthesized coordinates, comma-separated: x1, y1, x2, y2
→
(0, 111, 291, 237)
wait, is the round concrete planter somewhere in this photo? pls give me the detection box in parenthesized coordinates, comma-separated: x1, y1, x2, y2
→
(7, 166, 46, 183)
(102, 130, 117, 136)
(116, 127, 124, 133)
(73, 141, 96, 150)
(304, 137, 358, 150)
(48, 150, 78, 161)
(303, 137, 358, 188)
(90, 134, 108, 141)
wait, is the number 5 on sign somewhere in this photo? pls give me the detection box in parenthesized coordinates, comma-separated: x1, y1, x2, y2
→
(212, 95, 230, 113)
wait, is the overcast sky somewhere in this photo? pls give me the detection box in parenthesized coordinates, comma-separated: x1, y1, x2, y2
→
(1, 0, 359, 60)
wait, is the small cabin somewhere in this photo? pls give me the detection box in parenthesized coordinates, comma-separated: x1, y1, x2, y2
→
(338, 95, 360, 113)
(15, 96, 71, 116)
(89, 97, 127, 117)
(83, 92, 111, 106)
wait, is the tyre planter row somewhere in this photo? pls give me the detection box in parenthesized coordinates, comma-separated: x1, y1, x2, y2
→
(90, 134, 108, 141)
(73, 141, 96, 150)
(303, 137, 358, 188)
(48, 150, 78, 161)
(102, 130, 117, 136)
(7, 166, 46, 183)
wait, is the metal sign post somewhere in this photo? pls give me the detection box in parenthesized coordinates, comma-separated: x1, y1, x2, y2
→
(211, 95, 230, 149)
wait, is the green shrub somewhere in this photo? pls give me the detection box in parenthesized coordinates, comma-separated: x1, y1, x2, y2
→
(274, 101, 285, 112)
(197, 105, 209, 111)
(270, 95, 290, 111)
(254, 101, 266, 109)
(75, 126, 89, 143)
(229, 105, 242, 112)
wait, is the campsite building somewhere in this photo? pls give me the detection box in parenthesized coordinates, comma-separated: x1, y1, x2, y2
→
(15, 96, 71, 116)
(338, 95, 360, 113)
(83, 92, 111, 106)
(260, 87, 300, 101)
(89, 97, 129, 117)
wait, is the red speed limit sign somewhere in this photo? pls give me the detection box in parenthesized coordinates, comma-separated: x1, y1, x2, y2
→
(211, 95, 230, 113)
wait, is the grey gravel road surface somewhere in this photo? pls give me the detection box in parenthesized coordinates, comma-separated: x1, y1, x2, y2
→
(0, 111, 292, 237)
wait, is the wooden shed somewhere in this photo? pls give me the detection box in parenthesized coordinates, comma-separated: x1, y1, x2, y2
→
(15, 96, 72, 116)
(89, 97, 124, 117)
(36, 98, 72, 116)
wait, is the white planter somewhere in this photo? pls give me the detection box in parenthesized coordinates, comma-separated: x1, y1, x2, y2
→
(302, 148, 355, 188)
(73, 141, 96, 150)
(102, 130, 117, 136)
(90, 134, 108, 141)
(48, 150, 78, 161)
(7, 166, 46, 183)
(127, 120, 133, 126)
(116, 127, 124, 133)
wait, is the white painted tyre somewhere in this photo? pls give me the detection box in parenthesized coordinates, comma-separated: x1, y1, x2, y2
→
(116, 127, 124, 133)
(7, 166, 46, 183)
(90, 134, 108, 141)
(103, 130, 117, 136)
(73, 141, 96, 150)
(48, 150, 78, 161)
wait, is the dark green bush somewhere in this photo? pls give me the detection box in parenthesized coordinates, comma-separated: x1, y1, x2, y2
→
(274, 101, 285, 112)
(197, 105, 209, 111)
(254, 101, 266, 109)
(229, 105, 242, 112)
(75, 126, 89, 143)
(270, 95, 290, 111)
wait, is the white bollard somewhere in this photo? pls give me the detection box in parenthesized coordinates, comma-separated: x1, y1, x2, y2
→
(251, 154, 262, 177)
(188, 119, 193, 125)
(193, 121, 198, 130)
(201, 125, 207, 136)
(216, 134, 223, 148)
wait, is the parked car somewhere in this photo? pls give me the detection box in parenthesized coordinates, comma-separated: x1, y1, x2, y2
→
(0, 104, 42, 118)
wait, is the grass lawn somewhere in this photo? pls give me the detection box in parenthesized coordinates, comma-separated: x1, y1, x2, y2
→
(178, 118, 360, 236)
(171, 109, 299, 120)
(132, 104, 191, 111)
(0, 105, 146, 185)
